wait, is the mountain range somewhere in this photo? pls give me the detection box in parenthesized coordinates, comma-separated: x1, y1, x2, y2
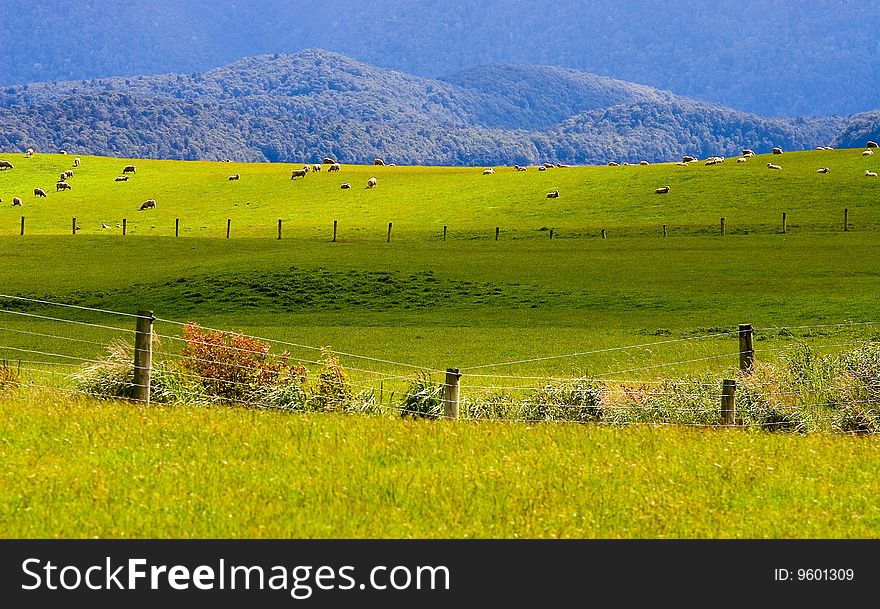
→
(0, 0, 877, 118)
(0, 49, 875, 166)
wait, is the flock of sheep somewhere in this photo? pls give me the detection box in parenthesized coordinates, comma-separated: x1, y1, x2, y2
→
(2, 142, 878, 217)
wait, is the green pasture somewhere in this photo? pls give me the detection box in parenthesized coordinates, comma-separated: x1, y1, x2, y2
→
(0, 148, 878, 239)
(2, 391, 879, 538)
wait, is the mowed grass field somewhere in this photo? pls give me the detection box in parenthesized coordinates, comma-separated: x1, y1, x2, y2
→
(2, 149, 880, 537)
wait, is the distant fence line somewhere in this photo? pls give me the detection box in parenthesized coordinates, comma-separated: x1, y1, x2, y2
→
(9, 208, 857, 239)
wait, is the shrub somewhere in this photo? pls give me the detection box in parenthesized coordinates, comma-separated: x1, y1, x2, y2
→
(521, 378, 604, 423)
(72, 340, 135, 399)
(400, 373, 443, 419)
(311, 347, 352, 411)
(179, 323, 307, 402)
(0, 359, 19, 392)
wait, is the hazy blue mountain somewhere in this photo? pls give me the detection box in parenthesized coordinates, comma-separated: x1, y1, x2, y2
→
(0, 50, 848, 165)
(833, 111, 880, 149)
(0, 0, 876, 117)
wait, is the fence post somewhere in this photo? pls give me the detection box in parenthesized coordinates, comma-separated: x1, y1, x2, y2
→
(601, 229, 607, 239)
(277, 219, 282, 240)
(175, 218, 179, 237)
(721, 379, 736, 425)
(72, 217, 77, 235)
(443, 225, 447, 241)
(387, 222, 392, 242)
(663, 224, 667, 238)
(133, 310, 154, 405)
(739, 323, 754, 372)
(20, 216, 24, 236)
(122, 218, 127, 236)
(333, 220, 337, 242)
(844, 208, 849, 232)
(720, 217, 725, 236)
(782, 212, 787, 234)
(226, 218, 231, 239)
(495, 226, 500, 241)
(549, 228, 554, 240)
(444, 368, 461, 419)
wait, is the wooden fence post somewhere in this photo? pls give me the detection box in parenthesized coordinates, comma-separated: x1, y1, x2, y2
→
(175, 218, 179, 237)
(782, 212, 787, 234)
(444, 368, 461, 419)
(387, 222, 392, 242)
(549, 228, 554, 240)
(72, 217, 77, 235)
(721, 379, 736, 425)
(495, 226, 500, 241)
(226, 218, 231, 239)
(277, 219, 282, 240)
(333, 220, 337, 242)
(133, 310, 154, 404)
(844, 208, 849, 232)
(122, 218, 127, 236)
(663, 224, 667, 238)
(720, 217, 725, 236)
(739, 323, 754, 372)
(601, 229, 607, 239)
(20, 216, 24, 236)
(443, 225, 447, 241)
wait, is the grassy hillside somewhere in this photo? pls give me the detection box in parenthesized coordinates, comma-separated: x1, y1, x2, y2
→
(1, 148, 878, 238)
(2, 391, 879, 538)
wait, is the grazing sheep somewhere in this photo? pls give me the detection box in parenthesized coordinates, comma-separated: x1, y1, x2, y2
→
(122, 164, 136, 174)
(115, 176, 130, 182)
(682, 155, 697, 163)
(742, 149, 756, 157)
(139, 199, 157, 210)
(340, 183, 351, 189)
(546, 190, 559, 198)
(767, 163, 782, 170)
(302, 165, 311, 172)
(482, 168, 495, 175)
(56, 181, 71, 191)
(327, 163, 341, 172)
(516, 165, 527, 171)
(74, 157, 80, 167)
(101, 223, 111, 229)
(655, 185, 670, 194)
(60, 170, 73, 180)
(0, 160, 14, 169)
(12, 197, 22, 206)
(868, 141, 878, 148)
(366, 177, 378, 188)
(34, 187, 47, 197)
(865, 170, 878, 178)
(705, 157, 720, 166)
(676, 162, 689, 166)
(556, 163, 572, 168)
(538, 165, 547, 171)
(863, 149, 874, 156)
(543, 162, 554, 169)
(25, 147, 34, 157)
(608, 161, 619, 167)
(639, 160, 649, 166)
(290, 169, 307, 179)
(228, 173, 240, 180)
(312, 164, 321, 172)
(323, 157, 337, 165)
(374, 158, 385, 166)
(817, 167, 830, 173)
(736, 157, 748, 163)
(772, 147, 783, 154)
(60, 150, 68, 155)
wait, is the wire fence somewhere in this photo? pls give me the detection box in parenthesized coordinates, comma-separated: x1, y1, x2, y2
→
(2, 294, 880, 433)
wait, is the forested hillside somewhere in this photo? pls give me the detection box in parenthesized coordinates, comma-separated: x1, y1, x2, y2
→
(0, 50, 847, 166)
(0, 0, 876, 117)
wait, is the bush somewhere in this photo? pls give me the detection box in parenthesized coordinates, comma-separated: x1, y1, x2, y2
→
(0, 359, 19, 392)
(72, 340, 135, 399)
(400, 373, 444, 419)
(310, 347, 352, 411)
(179, 323, 307, 402)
